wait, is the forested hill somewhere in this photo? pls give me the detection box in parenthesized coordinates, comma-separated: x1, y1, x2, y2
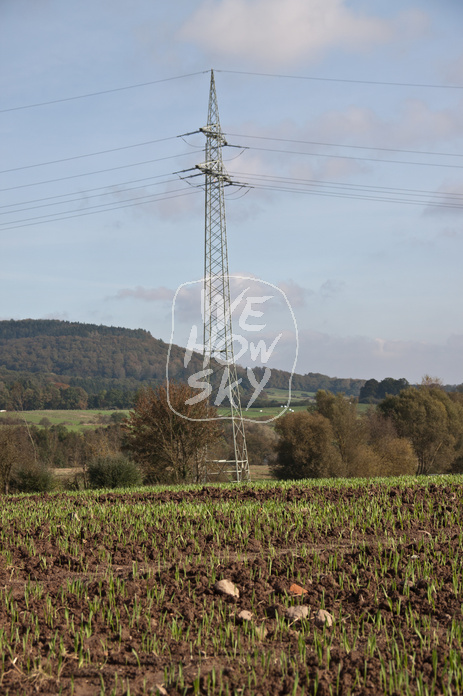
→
(0, 318, 149, 341)
(0, 319, 174, 380)
(0, 319, 364, 409)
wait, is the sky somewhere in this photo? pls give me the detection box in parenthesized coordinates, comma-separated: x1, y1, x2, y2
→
(1, 0, 463, 385)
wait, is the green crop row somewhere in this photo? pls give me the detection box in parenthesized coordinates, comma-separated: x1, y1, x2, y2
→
(1, 475, 463, 694)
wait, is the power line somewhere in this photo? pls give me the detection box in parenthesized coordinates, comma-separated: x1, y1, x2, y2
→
(0, 173, 178, 211)
(217, 69, 463, 90)
(0, 71, 209, 114)
(244, 181, 463, 210)
(0, 187, 202, 231)
(242, 144, 463, 170)
(3, 128, 462, 226)
(228, 170, 463, 202)
(3, 132, 461, 199)
(0, 176, 180, 216)
(5, 167, 463, 218)
(4, 66, 461, 117)
(4, 164, 463, 231)
(0, 151, 199, 193)
(227, 172, 463, 210)
(3, 138, 462, 223)
(5, 127, 459, 178)
(225, 132, 463, 160)
(0, 183, 194, 226)
(0, 135, 183, 174)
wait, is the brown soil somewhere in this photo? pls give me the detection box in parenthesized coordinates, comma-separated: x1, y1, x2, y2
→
(1, 480, 463, 695)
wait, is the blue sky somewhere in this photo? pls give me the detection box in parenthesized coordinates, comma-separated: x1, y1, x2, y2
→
(1, 0, 463, 384)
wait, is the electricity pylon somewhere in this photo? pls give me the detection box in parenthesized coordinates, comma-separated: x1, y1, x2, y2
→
(196, 70, 250, 483)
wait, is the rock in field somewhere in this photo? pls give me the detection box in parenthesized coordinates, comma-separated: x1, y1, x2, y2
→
(237, 609, 253, 621)
(255, 624, 268, 640)
(285, 605, 309, 622)
(314, 609, 334, 627)
(214, 579, 239, 598)
(289, 583, 308, 596)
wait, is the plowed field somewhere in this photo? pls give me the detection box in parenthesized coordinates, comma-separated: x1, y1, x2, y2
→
(1, 477, 463, 695)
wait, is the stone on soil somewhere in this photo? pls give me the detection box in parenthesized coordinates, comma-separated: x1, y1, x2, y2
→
(285, 605, 309, 621)
(214, 579, 239, 598)
(255, 624, 268, 640)
(237, 609, 252, 621)
(315, 609, 333, 627)
(289, 583, 308, 595)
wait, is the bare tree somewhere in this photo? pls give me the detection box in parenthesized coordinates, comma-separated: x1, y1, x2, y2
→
(123, 382, 222, 484)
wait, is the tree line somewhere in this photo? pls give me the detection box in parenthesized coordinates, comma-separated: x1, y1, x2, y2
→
(0, 319, 368, 411)
(274, 382, 463, 480)
(0, 397, 277, 493)
(0, 418, 124, 494)
(0, 375, 137, 411)
(2, 377, 463, 494)
(358, 377, 410, 403)
(123, 379, 463, 485)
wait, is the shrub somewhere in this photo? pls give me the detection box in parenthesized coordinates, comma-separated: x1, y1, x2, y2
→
(272, 411, 342, 480)
(0, 425, 36, 494)
(87, 456, 142, 490)
(110, 411, 127, 425)
(9, 464, 55, 493)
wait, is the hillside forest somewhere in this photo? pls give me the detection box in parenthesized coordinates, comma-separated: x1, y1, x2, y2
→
(2, 319, 463, 494)
(0, 319, 366, 410)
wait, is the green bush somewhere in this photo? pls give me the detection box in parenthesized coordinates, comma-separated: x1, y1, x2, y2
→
(39, 417, 52, 428)
(87, 456, 142, 490)
(10, 464, 55, 493)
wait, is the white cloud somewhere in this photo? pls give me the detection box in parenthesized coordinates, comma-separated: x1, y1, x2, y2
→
(179, 0, 423, 68)
(305, 99, 463, 150)
(224, 93, 463, 213)
(278, 279, 313, 308)
(392, 99, 463, 147)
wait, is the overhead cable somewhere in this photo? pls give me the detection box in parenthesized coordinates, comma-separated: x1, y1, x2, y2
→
(0, 136, 182, 174)
(227, 175, 463, 210)
(228, 170, 463, 201)
(0, 176, 180, 216)
(3, 167, 463, 232)
(224, 132, 463, 160)
(0, 151, 199, 193)
(0, 188, 202, 231)
(4, 66, 461, 116)
(217, 69, 463, 90)
(241, 144, 463, 169)
(0, 71, 209, 113)
(0, 173, 179, 211)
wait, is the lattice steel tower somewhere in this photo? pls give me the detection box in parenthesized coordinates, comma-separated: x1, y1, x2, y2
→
(196, 70, 250, 483)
